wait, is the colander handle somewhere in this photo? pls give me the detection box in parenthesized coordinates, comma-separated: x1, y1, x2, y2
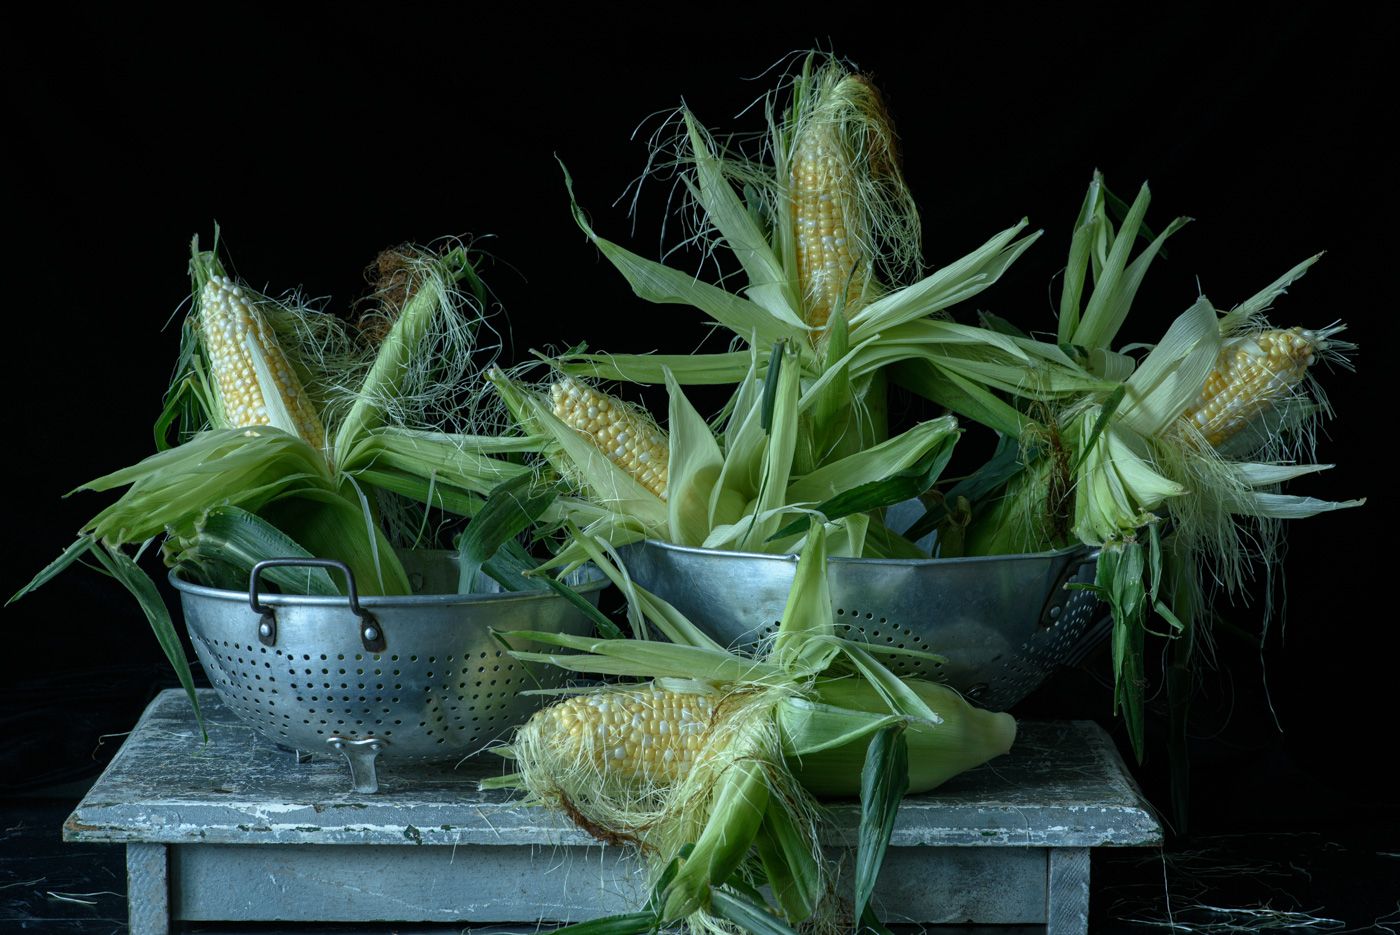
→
(248, 559, 386, 652)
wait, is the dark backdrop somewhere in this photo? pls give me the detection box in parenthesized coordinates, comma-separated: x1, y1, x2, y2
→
(5, 5, 1393, 838)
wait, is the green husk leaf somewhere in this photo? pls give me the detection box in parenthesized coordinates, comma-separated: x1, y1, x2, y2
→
(978, 310, 1029, 339)
(342, 428, 532, 497)
(905, 432, 1031, 542)
(351, 467, 484, 517)
(770, 429, 957, 543)
(561, 160, 800, 345)
(848, 221, 1040, 339)
(563, 525, 722, 649)
(856, 724, 909, 921)
(1219, 253, 1323, 331)
(538, 574, 623, 639)
(79, 430, 333, 544)
(258, 488, 411, 596)
(1057, 174, 1104, 344)
(760, 341, 786, 434)
(771, 521, 836, 672)
(662, 759, 770, 918)
(1071, 181, 1154, 350)
(735, 343, 800, 549)
(332, 249, 474, 461)
(1227, 462, 1336, 487)
(153, 367, 206, 451)
(9, 536, 96, 605)
(860, 904, 898, 935)
(1078, 211, 1190, 353)
(785, 416, 959, 505)
(482, 538, 546, 592)
(455, 473, 559, 593)
(806, 309, 853, 463)
(1226, 491, 1366, 519)
(889, 360, 1028, 439)
(683, 111, 798, 319)
(833, 643, 938, 723)
(666, 370, 725, 547)
(1071, 385, 1127, 474)
(502, 630, 784, 683)
(560, 351, 754, 385)
(777, 697, 905, 757)
(710, 888, 801, 935)
(169, 506, 340, 595)
(1074, 541, 1148, 760)
(1117, 297, 1222, 438)
(755, 805, 820, 923)
(91, 543, 205, 740)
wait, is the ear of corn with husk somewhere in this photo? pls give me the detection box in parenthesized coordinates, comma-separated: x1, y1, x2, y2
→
(946, 177, 1362, 760)
(488, 340, 963, 569)
(488, 521, 1015, 932)
(552, 53, 1089, 480)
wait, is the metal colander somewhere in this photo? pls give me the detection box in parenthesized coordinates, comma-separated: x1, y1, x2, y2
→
(172, 551, 605, 792)
(619, 540, 1104, 711)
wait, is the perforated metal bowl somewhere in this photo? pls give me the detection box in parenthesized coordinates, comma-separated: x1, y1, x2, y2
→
(619, 540, 1103, 711)
(172, 551, 606, 792)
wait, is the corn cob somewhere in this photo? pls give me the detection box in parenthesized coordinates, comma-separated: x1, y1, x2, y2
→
(550, 376, 670, 500)
(527, 685, 717, 785)
(791, 116, 864, 331)
(789, 71, 913, 337)
(199, 275, 325, 449)
(1182, 327, 1327, 447)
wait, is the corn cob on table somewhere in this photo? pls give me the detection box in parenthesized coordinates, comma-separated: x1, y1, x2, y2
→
(64, 690, 1161, 934)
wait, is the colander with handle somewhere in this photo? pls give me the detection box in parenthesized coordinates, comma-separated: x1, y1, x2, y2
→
(173, 551, 606, 793)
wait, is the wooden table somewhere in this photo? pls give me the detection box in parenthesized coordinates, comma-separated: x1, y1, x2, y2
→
(64, 690, 1161, 933)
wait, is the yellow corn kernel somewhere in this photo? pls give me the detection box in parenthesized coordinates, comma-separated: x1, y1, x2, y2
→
(199, 275, 325, 449)
(529, 686, 717, 784)
(551, 377, 670, 500)
(1183, 327, 1324, 447)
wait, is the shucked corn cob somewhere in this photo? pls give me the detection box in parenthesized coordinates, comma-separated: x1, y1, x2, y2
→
(199, 274, 326, 449)
(551, 376, 670, 500)
(1182, 327, 1329, 447)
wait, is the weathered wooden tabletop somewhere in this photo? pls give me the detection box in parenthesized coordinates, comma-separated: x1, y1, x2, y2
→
(66, 689, 1161, 850)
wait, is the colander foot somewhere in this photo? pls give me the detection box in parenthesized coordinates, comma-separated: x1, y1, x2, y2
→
(327, 736, 388, 794)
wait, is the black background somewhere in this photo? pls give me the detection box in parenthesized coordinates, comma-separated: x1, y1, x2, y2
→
(4, 1, 1394, 856)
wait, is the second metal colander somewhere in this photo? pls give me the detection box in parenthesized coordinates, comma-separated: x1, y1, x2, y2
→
(619, 540, 1104, 711)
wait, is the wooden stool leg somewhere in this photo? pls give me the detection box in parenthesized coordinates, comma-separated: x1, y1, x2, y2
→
(127, 843, 170, 935)
(1046, 847, 1090, 935)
